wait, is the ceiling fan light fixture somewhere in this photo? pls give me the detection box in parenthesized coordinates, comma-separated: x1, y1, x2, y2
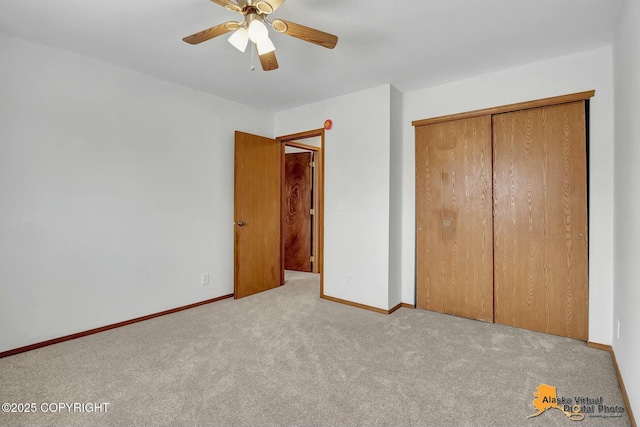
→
(248, 19, 269, 43)
(181, 0, 337, 71)
(256, 36, 276, 55)
(228, 27, 249, 52)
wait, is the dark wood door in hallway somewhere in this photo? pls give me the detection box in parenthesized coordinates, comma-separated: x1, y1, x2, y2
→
(284, 152, 313, 272)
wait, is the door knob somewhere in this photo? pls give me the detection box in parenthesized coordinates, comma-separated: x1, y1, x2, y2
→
(237, 221, 245, 227)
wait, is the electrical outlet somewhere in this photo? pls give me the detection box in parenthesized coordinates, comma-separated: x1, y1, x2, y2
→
(617, 320, 621, 340)
(346, 275, 352, 286)
(201, 273, 210, 286)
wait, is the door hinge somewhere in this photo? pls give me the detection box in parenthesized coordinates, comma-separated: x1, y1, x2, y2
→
(310, 208, 315, 215)
(309, 161, 315, 168)
(310, 256, 315, 263)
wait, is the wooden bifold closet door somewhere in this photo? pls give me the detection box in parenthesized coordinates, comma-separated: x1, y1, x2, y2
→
(415, 98, 589, 340)
(415, 116, 494, 322)
(493, 102, 589, 340)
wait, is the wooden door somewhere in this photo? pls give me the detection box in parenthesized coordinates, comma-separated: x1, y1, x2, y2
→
(234, 131, 281, 299)
(415, 116, 494, 322)
(493, 102, 588, 340)
(284, 152, 313, 272)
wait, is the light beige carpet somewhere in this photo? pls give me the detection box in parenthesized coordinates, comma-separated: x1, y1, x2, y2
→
(0, 271, 631, 426)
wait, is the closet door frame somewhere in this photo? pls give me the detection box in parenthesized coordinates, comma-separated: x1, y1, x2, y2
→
(412, 91, 595, 128)
(413, 90, 594, 339)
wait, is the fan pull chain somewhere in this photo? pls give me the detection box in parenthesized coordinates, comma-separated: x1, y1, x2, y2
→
(250, 43, 256, 71)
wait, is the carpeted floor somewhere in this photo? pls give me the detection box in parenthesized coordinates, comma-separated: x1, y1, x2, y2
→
(0, 271, 631, 426)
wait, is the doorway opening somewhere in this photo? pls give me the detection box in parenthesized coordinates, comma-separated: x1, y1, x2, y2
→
(277, 129, 325, 296)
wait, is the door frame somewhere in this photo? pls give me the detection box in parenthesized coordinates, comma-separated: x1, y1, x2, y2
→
(277, 129, 325, 294)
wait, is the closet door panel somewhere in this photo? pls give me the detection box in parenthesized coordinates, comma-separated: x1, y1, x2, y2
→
(416, 116, 493, 322)
(493, 101, 588, 340)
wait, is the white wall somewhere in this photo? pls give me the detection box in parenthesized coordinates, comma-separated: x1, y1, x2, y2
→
(0, 35, 273, 352)
(388, 86, 403, 308)
(401, 47, 615, 345)
(275, 85, 394, 310)
(613, 0, 640, 413)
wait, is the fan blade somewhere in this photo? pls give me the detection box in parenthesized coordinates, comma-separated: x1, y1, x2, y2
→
(255, 0, 285, 14)
(271, 19, 337, 49)
(183, 22, 239, 45)
(259, 50, 279, 71)
(210, 0, 242, 12)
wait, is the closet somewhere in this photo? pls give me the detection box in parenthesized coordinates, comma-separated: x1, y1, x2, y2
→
(414, 92, 592, 340)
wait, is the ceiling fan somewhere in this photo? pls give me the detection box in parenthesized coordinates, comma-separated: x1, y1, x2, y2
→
(182, 0, 338, 71)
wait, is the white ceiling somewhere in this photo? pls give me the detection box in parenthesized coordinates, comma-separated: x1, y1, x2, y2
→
(0, 0, 623, 112)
